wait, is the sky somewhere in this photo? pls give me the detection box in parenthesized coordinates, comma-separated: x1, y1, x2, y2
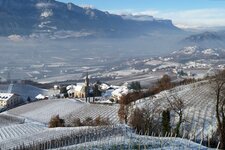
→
(58, 0, 225, 28)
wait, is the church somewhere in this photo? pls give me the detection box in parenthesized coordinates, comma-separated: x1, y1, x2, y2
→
(74, 73, 89, 99)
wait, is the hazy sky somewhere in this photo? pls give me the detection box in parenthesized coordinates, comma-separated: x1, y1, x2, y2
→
(58, 0, 225, 28)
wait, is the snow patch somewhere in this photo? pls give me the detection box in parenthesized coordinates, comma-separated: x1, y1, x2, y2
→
(38, 21, 51, 28)
(202, 48, 219, 56)
(145, 60, 162, 66)
(85, 9, 96, 18)
(80, 5, 94, 9)
(173, 46, 200, 55)
(41, 10, 53, 18)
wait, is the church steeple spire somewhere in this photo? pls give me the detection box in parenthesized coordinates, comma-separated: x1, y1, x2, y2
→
(85, 72, 89, 87)
(85, 72, 89, 102)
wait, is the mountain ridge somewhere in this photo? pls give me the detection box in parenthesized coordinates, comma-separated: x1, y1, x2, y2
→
(0, 0, 180, 38)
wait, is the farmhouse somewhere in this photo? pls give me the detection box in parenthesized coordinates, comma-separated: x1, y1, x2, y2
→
(0, 93, 22, 108)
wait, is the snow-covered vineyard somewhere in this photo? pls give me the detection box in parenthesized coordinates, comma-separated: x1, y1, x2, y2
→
(0, 114, 24, 127)
(6, 99, 120, 124)
(0, 125, 212, 150)
(0, 80, 221, 149)
(0, 123, 45, 142)
(134, 81, 217, 142)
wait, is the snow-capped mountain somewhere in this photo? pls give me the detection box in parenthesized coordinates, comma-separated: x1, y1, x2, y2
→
(0, 0, 180, 38)
(172, 46, 202, 55)
(171, 46, 225, 61)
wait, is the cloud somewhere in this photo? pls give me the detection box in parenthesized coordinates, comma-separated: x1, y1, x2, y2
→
(36, 2, 55, 9)
(110, 8, 225, 28)
(8, 35, 23, 42)
(79, 4, 95, 9)
(159, 8, 225, 28)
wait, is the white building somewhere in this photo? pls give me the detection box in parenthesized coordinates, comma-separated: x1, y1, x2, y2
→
(111, 86, 129, 101)
(0, 93, 22, 108)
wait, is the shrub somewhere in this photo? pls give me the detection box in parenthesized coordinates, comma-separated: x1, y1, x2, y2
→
(94, 116, 111, 126)
(70, 116, 111, 127)
(72, 118, 83, 127)
(83, 117, 94, 126)
(48, 115, 65, 128)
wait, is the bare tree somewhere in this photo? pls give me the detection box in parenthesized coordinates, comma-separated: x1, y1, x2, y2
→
(118, 92, 142, 124)
(129, 102, 162, 135)
(211, 70, 225, 149)
(166, 95, 186, 136)
(118, 104, 129, 124)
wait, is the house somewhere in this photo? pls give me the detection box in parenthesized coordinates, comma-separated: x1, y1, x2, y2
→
(35, 94, 48, 100)
(0, 93, 22, 108)
(8, 83, 48, 101)
(111, 86, 129, 101)
(66, 85, 76, 97)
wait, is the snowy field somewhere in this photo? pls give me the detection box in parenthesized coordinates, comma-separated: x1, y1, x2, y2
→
(37, 73, 82, 84)
(107, 71, 166, 87)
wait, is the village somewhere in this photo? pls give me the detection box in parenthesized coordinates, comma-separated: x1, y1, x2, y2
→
(0, 72, 136, 111)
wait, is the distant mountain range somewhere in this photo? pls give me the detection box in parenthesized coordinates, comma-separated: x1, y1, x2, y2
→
(182, 31, 225, 48)
(0, 0, 180, 38)
(184, 32, 222, 42)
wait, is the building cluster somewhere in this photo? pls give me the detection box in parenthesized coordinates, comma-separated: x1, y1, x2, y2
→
(0, 74, 132, 110)
(63, 74, 130, 102)
(0, 83, 50, 110)
(0, 93, 22, 109)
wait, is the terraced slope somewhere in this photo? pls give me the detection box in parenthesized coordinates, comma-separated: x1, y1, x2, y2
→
(7, 99, 85, 123)
(0, 114, 24, 127)
(135, 81, 216, 140)
(64, 104, 120, 124)
(0, 123, 46, 142)
(7, 99, 119, 124)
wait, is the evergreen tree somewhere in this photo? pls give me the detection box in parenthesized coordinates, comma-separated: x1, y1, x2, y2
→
(27, 96, 31, 102)
(162, 109, 171, 136)
(130, 81, 141, 91)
